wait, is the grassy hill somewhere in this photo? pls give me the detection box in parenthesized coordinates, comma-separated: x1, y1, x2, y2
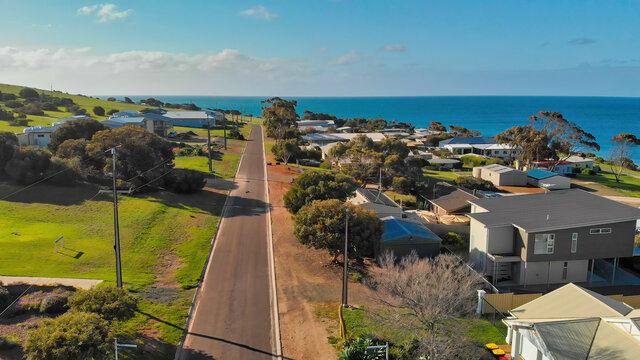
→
(0, 83, 147, 133)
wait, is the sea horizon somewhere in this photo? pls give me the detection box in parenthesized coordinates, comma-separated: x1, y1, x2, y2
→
(101, 95, 640, 162)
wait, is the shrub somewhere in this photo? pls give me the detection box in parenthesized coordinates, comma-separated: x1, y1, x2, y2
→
(581, 168, 596, 175)
(339, 336, 385, 360)
(176, 147, 196, 156)
(106, 108, 119, 116)
(24, 312, 112, 360)
(19, 87, 40, 99)
(441, 232, 464, 248)
(4, 148, 52, 185)
(19, 103, 44, 115)
(454, 176, 498, 191)
(93, 106, 105, 116)
(2, 93, 17, 101)
(485, 157, 505, 165)
(319, 159, 332, 169)
(163, 168, 206, 193)
(572, 166, 583, 174)
(0, 335, 19, 350)
(68, 285, 137, 321)
(0, 107, 15, 121)
(460, 155, 486, 167)
(4, 100, 23, 108)
(40, 295, 69, 314)
(107, 97, 116, 102)
(41, 102, 59, 111)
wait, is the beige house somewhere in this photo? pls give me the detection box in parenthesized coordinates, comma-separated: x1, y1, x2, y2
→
(503, 283, 640, 360)
(474, 164, 528, 187)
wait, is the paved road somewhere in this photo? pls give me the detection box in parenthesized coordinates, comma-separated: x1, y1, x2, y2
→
(178, 124, 276, 360)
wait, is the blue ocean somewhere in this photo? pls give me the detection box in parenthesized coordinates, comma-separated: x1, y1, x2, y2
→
(106, 96, 640, 162)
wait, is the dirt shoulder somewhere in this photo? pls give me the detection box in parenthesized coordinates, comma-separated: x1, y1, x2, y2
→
(266, 142, 377, 360)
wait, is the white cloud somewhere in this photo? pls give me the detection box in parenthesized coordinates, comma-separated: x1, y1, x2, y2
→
(77, 4, 133, 23)
(378, 44, 406, 53)
(330, 50, 360, 65)
(239, 6, 277, 21)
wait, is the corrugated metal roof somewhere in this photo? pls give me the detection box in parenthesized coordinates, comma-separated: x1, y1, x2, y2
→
(439, 136, 495, 146)
(104, 117, 145, 124)
(527, 168, 560, 180)
(354, 188, 401, 208)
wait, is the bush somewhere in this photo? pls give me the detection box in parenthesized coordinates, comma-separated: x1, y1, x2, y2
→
(339, 336, 385, 360)
(572, 166, 583, 174)
(41, 102, 59, 111)
(454, 176, 498, 191)
(106, 108, 119, 116)
(19, 87, 40, 99)
(176, 147, 196, 156)
(0, 335, 19, 350)
(93, 106, 105, 116)
(68, 285, 137, 321)
(107, 97, 116, 102)
(19, 103, 44, 116)
(460, 155, 486, 167)
(40, 295, 69, 314)
(163, 168, 206, 193)
(319, 159, 332, 169)
(24, 312, 112, 360)
(4, 148, 52, 184)
(2, 93, 17, 101)
(0, 107, 14, 121)
(4, 100, 23, 108)
(581, 168, 596, 175)
(441, 232, 464, 248)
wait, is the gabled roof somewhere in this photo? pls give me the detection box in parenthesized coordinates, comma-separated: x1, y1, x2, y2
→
(163, 111, 211, 120)
(381, 216, 442, 244)
(113, 110, 140, 117)
(566, 155, 595, 163)
(510, 283, 633, 319)
(104, 117, 145, 124)
(527, 168, 561, 180)
(467, 189, 640, 232)
(302, 133, 346, 142)
(428, 186, 477, 212)
(428, 158, 460, 164)
(352, 188, 400, 208)
(140, 112, 171, 122)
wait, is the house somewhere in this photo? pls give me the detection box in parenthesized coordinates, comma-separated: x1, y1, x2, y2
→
(348, 188, 403, 218)
(302, 132, 386, 146)
(474, 164, 528, 187)
(297, 120, 335, 132)
(428, 158, 461, 169)
(438, 137, 520, 158)
(107, 111, 173, 136)
(468, 189, 640, 286)
(530, 160, 575, 175)
(526, 169, 571, 190)
(566, 155, 595, 169)
(503, 283, 640, 360)
(16, 125, 59, 147)
(427, 184, 478, 215)
(164, 110, 224, 128)
(407, 150, 433, 161)
(378, 216, 442, 259)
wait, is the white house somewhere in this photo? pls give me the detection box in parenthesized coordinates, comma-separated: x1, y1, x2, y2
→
(502, 283, 640, 360)
(164, 110, 225, 128)
(348, 188, 403, 218)
(16, 125, 59, 147)
(566, 155, 595, 169)
(297, 120, 335, 132)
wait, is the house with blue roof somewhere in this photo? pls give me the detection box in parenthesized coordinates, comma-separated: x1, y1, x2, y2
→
(104, 111, 172, 137)
(378, 216, 442, 259)
(526, 169, 571, 190)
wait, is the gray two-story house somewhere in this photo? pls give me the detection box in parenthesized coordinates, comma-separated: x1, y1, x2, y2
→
(468, 189, 640, 286)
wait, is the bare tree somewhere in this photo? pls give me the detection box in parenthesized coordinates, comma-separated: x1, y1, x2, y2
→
(609, 133, 640, 183)
(368, 253, 483, 360)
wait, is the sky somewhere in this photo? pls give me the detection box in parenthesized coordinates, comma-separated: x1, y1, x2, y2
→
(0, 0, 639, 96)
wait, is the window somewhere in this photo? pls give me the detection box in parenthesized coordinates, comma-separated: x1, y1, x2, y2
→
(562, 262, 568, 280)
(571, 233, 578, 253)
(534, 234, 555, 254)
(37, 134, 45, 138)
(590, 228, 612, 235)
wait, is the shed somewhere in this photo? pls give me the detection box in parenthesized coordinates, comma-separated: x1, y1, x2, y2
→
(379, 216, 442, 259)
(526, 169, 571, 190)
(475, 164, 527, 186)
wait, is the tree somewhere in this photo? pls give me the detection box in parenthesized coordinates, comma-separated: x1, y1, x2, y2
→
(609, 133, 640, 183)
(107, 97, 116, 102)
(428, 121, 447, 132)
(162, 169, 206, 193)
(369, 253, 483, 360)
(454, 176, 498, 191)
(2, 93, 17, 101)
(4, 99, 23, 108)
(93, 106, 105, 116)
(68, 285, 137, 321)
(123, 97, 134, 104)
(4, 148, 52, 184)
(24, 312, 112, 360)
(0, 132, 18, 174)
(271, 139, 300, 164)
(448, 125, 480, 137)
(283, 170, 359, 213)
(261, 97, 299, 140)
(19, 87, 40, 99)
(85, 126, 174, 188)
(48, 119, 106, 153)
(294, 199, 383, 261)
(106, 108, 120, 116)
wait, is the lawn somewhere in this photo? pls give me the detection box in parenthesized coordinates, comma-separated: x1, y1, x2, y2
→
(174, 153, 241, 179)
(575, 170, 640, 197)
(423, 168, 472, 183)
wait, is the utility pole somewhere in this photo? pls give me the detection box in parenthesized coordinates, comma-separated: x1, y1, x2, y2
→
(342, 207, 349, 307)
(111, 148, 123, 289)
(206, 113, 212, 172)
(223, 113, 228, 150)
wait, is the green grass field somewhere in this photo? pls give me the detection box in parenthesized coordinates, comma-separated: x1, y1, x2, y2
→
(423, 168, 472, 183)
(174, 153, 241, 179)
(575, 170, 640, 197)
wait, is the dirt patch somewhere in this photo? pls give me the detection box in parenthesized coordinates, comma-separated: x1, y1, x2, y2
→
(268, 158, 377, 360)
(496, 186, 546, 194)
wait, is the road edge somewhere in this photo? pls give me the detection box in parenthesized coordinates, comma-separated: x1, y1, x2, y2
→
(262, 125, 283, 359)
